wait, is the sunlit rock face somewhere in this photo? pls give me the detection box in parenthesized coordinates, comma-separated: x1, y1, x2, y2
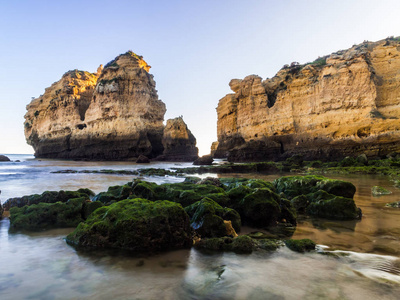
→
(215, 37, 400, 161)
(25, 52, 167, 160)
(161, 117, 198, 161)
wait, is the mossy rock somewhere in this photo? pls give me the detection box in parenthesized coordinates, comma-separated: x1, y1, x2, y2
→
(385, 201, 400, 208)
(371, 186, 392, 197)
(273, 175, 356, 199)
(131, 180, 158, 200)
(4, 189, 93, 210)
(66, 198, 193, 252)
(305, 190, 361, 220)
(157, 182, 226, 207)
(284, 239, 316, 253)
(239, 188, 281, 227)
(226, 185, 252, 208)
(194, 235, 281, 253)
(184, 198, 241, 237)
(82, 201, 103, 219)
(92, 184, 133, 204)
(9, 197, 87, 230)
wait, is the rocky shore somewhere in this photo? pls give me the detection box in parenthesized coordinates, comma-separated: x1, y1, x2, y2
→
(5, 173, 364, 254)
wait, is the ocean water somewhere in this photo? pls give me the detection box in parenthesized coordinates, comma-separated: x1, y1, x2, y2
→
(1, 154, 400, 299)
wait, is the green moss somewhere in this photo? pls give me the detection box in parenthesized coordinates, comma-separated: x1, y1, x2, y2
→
(231, 235, 256, 254)
(92, 184, 133, 204)
(371, 186, 392, 197)
(385, 201, 400, 208)
(284, 239, 316, 252)
(240, 188, 281, 227)
(273, 175, 356, 199)
(305, 190, 360, 220)
(66, 198, 193, 252)
(184, 198, 241, 237)
(4, 189, 93, 210)
(195, 235, 281, 253)
(9, 197, 87, 230)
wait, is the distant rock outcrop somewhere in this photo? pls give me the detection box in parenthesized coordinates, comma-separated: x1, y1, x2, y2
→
(0, 155, 10, 162)
(24, 52, 196, 161)
(161, 117, 198, 161)
(215, 37, 400, 161)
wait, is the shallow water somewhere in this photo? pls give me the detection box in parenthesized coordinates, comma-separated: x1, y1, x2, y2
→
(1, 155, 400, 299)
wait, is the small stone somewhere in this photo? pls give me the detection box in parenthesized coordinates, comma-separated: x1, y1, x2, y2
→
(372, 186, 392, 197)
(136, 155, 150, 163)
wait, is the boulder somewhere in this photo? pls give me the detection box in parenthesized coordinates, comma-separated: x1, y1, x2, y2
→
(3, 189, 94, 211)
(136, 155, 150, 163)
(66, 198, 193, 252)
(0, 155, 10, 162)
(9, 197, 100, 230)
(193, 155, 213, 165)
(184, 198, 241, 237)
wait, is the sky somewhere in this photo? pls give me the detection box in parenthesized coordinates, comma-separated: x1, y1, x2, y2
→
(1, 0, 400, 156)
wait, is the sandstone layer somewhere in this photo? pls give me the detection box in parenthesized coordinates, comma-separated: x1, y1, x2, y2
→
(161, 117, 198, 161)
(25, 52, 196, 161)
(215, 37, 400, 161)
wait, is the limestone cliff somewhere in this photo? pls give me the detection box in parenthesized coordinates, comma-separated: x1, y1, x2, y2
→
(161, 117, 198, 161)
(25, 51, 170, 160)
(215, 37, 400, 161)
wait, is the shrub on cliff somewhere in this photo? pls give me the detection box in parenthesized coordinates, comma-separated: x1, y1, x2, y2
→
(66, 198, 193, 252)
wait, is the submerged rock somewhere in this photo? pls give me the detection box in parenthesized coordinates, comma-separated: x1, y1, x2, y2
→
(66, 198, 193, 252)
(372, 186, 392, 197)
(284, 239, 316, 253)
(194, 235, 283, 254)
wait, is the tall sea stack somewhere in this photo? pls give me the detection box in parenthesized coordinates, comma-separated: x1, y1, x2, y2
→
(24, 51, 197, 161)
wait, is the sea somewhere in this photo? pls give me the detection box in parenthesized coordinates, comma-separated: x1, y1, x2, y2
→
(1, 154, 400, 299)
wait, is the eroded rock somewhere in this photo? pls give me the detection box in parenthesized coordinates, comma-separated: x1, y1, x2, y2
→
(215, 38, 400, 161)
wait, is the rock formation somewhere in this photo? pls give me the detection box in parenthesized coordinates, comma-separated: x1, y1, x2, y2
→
(24, 51, 197, 161)
(215, 37, 400, 161)
(161, 117, 198, 161)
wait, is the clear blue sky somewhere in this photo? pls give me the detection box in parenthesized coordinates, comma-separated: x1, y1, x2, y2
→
(1, 0, 399, 155)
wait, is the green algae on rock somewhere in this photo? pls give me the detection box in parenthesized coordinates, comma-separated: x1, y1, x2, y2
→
(371, 186, 392, 197)
(274, 175, 360, 220)
(9, 197, 101, 230)
(194, 235, 283, 254)
(184, 198, 241, 238)
(3, 189, 94, 211)
(284, 239, 316, 253)
(66, 198, 192, 252)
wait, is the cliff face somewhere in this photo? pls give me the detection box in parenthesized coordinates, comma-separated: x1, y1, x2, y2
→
(25, 52, 170, 160)
(215, 37, 400, 161)
(162, 117, 198, 161)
